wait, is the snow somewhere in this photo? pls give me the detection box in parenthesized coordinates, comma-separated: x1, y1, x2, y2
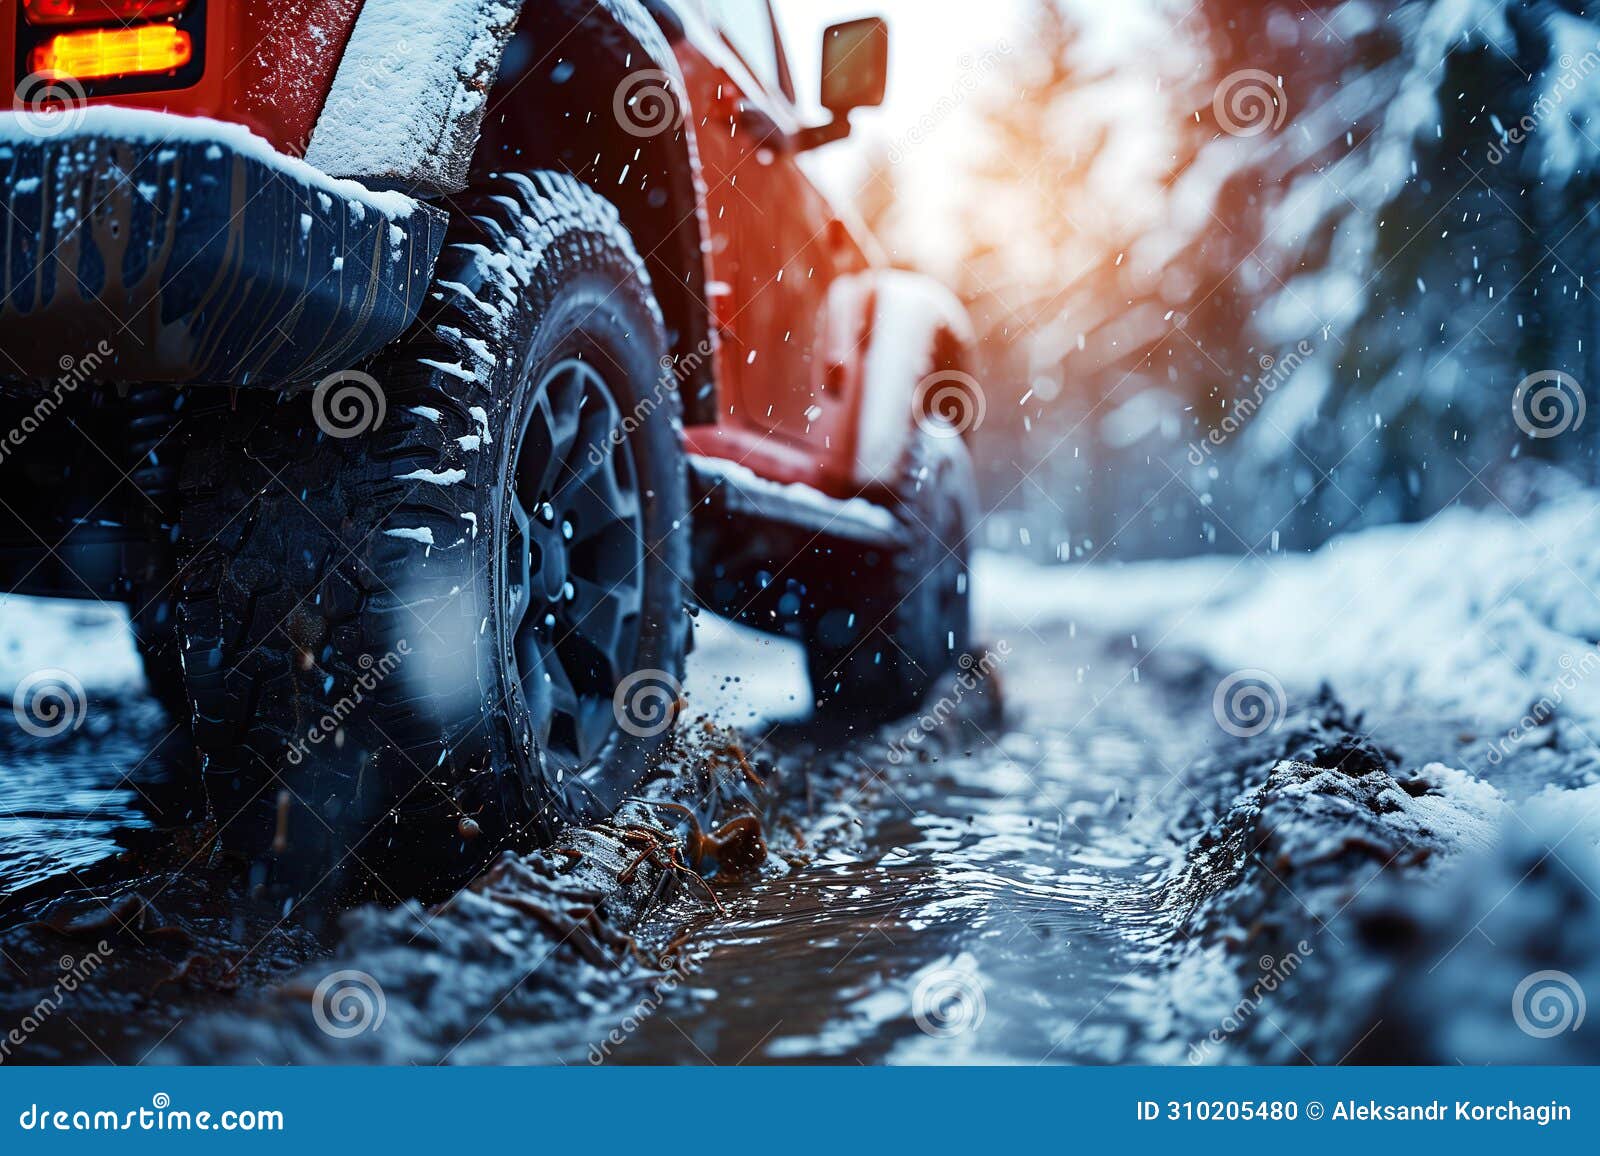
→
(687, 615, 809, 726)
(395, 468, 467, 487)
(980, 494, 1600, 737)
(304, 0, 519, 190)
(690, 454, 901, 538)
(1521, 782, 1600, 852)
(469, 407, 493, 445)
(976, 550, 1248, 636)
(417, 359, 475, 382)
(384, 527, 437, 547)
(0, 596, 141, 696)
(439, 282, 501, 321)
(0, 108, 419, 219)
(1179, 497, 1600, 736)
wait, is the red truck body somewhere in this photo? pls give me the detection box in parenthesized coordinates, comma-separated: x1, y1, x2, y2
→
(3, 1, 361, 152)
(0, 0, 978, 888)
(2, 0, 957, 499)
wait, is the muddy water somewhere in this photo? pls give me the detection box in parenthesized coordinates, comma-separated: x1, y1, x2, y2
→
(0, 618, 1233, 1066)
(0, 698, 195, 911)
(596, 635, 1212, 1065)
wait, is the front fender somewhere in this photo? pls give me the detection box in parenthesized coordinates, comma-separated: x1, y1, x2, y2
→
(852, 270, 977, 486)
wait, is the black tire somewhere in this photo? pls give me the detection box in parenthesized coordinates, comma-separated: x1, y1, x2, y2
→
(176, 171, 692, 899)
(132, 590, 188, 721)
(806, 426, 976, 719)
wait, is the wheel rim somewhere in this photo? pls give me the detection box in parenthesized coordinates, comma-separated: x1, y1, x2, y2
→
(506, 357, 645, 775)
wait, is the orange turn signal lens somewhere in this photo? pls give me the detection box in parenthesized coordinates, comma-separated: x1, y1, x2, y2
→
(23, 0, 191, 26)
(29, 25, 193, 81)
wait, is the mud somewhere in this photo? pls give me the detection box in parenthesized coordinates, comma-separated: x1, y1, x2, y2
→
(2, 618, 1597, 1065)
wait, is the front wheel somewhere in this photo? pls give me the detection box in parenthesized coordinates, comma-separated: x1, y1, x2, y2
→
(806, 426, 976, 720)
(177, 172, 692, 898)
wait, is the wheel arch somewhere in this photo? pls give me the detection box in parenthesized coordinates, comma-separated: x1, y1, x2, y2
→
(851, 270, 978, 487)
(471, 0, 720, 426)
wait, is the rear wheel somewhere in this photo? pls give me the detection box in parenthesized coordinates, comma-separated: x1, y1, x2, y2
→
(806, 426, 975, 719)
(176, 172, 691, 899)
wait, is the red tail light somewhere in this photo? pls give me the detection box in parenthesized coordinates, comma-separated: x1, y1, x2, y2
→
(31, 25, 192, 82)
(22, 0, 191, 25)
(14, 0, 203, 94)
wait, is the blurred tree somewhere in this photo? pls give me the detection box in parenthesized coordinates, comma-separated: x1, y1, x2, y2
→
(944, 0, 1600, 560)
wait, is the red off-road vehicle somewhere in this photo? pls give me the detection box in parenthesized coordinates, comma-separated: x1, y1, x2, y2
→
(0, 0, 976, 891)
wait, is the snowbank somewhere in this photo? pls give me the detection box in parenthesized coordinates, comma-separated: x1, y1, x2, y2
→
(975, 550, 1249, 637)
(981, 494, 1600, 736)
(1175, 498, 1600, 736)
(0, 595, 141, 697)
(1147, 693, 1600, 1063)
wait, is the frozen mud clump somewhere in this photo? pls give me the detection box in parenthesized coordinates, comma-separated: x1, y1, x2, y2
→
(1337, 816, 1600, 1064)
(158, 721, 771, 1065)
(1155, 696, 1503, 1063)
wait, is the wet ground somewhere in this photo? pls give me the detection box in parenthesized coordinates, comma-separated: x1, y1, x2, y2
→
(2, 586, 1598, 1065)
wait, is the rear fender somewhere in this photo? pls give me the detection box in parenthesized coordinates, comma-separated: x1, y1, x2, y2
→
(304, 0, 523, 193)
(471, 0, 718, 425)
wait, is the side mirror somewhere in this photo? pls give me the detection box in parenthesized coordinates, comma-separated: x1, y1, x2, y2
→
(820, 17, 888, 117)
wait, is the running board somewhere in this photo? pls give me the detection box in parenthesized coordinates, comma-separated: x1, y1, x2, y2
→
(687, 455, 903, 548)
(687, 455, 905, 636)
